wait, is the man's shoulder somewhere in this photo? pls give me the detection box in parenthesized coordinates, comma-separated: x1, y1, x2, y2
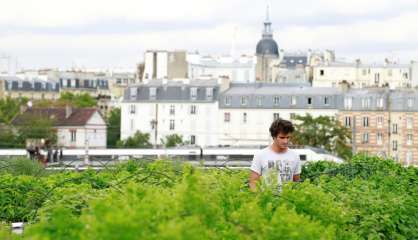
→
(286, 149, 300, 161)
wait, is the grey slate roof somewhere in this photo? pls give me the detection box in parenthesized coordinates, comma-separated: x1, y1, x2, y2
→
(280, 56, 308, 68)
(1, 76, 59, 92)
(220, 83, 340, 109)
(123, 79, 220, 103)
(122, 80, 418, 112)
(339, 88, 418, 112)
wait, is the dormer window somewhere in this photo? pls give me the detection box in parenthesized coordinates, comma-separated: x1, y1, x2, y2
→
(241, 96, 248, 106)
(273, 96, 280, 106)
(291, 96, 297, 106)
(149, 87, 156, 100)
(206, 87, 213, 100)
(130, 87, 137, 100)
(191, 87, 197, 100)
(224, 96, 231, 105)
(256, 96, 263, 106)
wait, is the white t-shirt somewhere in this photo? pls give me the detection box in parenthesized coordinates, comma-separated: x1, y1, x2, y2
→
(250, 146, 301, 191)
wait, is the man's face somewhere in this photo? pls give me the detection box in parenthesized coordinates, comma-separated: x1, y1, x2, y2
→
(273, 132, 291, 151)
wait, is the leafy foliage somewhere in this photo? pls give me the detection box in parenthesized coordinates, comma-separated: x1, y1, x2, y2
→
(161, 134, 184, 148)
(116, 130, 152, 148)
(0, 97, 28, 124)
(59, 92, 97, 108)
(0, 156, 416, 239)
(291, 113, 352, 159)
(106, 108, 120, 148)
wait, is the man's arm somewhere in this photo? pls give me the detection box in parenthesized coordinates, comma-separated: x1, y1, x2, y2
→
(249, 170, 261, 192)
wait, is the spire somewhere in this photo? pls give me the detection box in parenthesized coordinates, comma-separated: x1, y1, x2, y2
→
(262, 4, 272, 38)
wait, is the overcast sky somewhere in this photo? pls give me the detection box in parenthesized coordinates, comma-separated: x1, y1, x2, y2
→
(1, 0, 417, 70)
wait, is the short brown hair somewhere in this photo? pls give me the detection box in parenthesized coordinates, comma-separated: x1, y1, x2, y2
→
(269, 119, 294, 138)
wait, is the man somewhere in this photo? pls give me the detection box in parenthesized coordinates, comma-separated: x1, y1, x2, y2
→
(249, 119, 301, 192)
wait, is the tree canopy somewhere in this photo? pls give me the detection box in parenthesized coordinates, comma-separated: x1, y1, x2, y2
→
(291, 114, 352, 160)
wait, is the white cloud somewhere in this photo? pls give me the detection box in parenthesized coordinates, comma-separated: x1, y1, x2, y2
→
(1, 0, 417, 68)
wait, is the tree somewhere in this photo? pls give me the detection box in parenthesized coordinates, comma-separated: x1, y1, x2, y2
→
(161, 134, 184, 148)
(0, 97, 27, 124)
(59, 92, 97, 108)
(16, 116, 57, 146)
(106, 108, 120, 148)
(116, 131, 152, 148)
(291, 114, 352, 160)
(0, 124, 20, 148)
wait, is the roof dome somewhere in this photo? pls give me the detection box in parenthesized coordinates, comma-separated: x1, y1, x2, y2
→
(256, 38, 279, 56)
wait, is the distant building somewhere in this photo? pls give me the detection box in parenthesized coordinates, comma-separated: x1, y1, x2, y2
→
(255, 6, 280, 82)
(312, 60, 412, 88)
(12, 107, 107, 149)
(188, 54, 256, 83)
(272, 53, 309, 84)
(338, 88, 418, 166)
(0, 76, 60, 100)
(121, 78, 227, 147)
(142, 50, 188, 81)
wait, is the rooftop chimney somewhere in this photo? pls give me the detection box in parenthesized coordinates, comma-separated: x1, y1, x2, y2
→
(65, 105, 72, 119)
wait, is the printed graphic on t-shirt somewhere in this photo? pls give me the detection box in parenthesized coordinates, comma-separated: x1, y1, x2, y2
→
(264, 159, 293, 192)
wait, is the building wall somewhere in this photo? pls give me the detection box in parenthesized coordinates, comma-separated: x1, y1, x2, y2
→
(219, 108, 338, 146)
(313, 65, 411, 88)
(167, 51, 188, 79)
(121, 102, 219, 147)
(56, 112, 106, 149)
(5, 91, 59, 100)
(338, 111, 418, 166)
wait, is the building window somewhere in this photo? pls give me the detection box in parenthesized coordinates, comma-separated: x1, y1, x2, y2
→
(362, 132, 369, 144)
(392, 123, 398, 134)
(273, 113, 280, 121)
(344, 116, 351, 127)
(256, 96, 263, 106)
(290, 113, 296, 119)
(70, 130, 76, 142)
(130, 104, 136, 114)
(362, 97, 371, 108)
(344, 97, 353, 110)
(243, 113, 247, 123)
(407, 97, 414, 108)
(169, 120, 175, 130)
(319, 69, 325, 76)
(273, 96, 280, 106)
(377, 116, 384, 127)
(307, 97, 312, 105)
(377, 132, 383, 145)
(388, 69, 393, 77)
(150, 87, 156, 99)
(407, 134, 413, 145)
(377, 98, 384, 108)
(241, 96, 248, 106)
(407, 116, 413, 129)
(363, 117, 369, 127)
(406, 151, 413, 166)
(130, 119, 135, 131)
(225, 96, 231, 105)
(392, 140, 398, 151)
(190, 105, 197, 114)
(224, 112, 230, 122)
(324, 96, 329, 105)
(206, 88, 213, 100)
(190, 135, 196, 145)
(362, 69, 367, 75)
(169, 105, 175, 115)
(191, 87, 197, 100)
(291, 96, 297, 106)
